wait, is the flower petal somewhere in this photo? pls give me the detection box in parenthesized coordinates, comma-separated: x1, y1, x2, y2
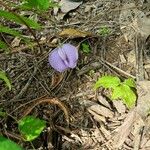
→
(48, 49, 68, 72)
(58, 44, 78, 68)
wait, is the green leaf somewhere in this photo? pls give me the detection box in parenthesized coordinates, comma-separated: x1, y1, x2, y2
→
(18, 115, 46, 141)
(123, 78, 136, 88)
(111, 86, 123, 100)
(0, 10, 41, 29)
(0, 71, 11, 90)
(49, 1, 60, 8)
(0, 25, 23, 38)
(22, 0, 50, 10)
(94, 75, 121, 89)
(0, 25, 30, 45)
(0, 136, 23, 150)
(0, 40, 8, 49)
(18, 0, 59, 11)
(112, 84, 136, 108)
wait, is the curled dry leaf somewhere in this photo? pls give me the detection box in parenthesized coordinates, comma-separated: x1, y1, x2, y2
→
(60, 0, 82, 13)
(59, 28, 93, 38)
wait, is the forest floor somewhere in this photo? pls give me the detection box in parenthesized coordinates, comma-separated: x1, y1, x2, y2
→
(0, 0, 150, 149)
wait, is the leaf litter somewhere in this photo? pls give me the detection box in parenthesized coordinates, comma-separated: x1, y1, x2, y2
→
(1, 0, 150, 149)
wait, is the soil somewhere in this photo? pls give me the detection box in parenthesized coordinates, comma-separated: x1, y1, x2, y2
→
(0, 0, 150, 150)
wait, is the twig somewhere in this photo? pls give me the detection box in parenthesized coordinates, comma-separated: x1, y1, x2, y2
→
(134, 33, 145, 81)
(100, 60, 136, 79)
(12, 67, 37, 101)
(4, 130, 24, 141)
(20, 98, 69, 124)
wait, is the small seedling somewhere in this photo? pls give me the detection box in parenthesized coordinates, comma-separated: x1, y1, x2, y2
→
(94, 75, 136, 108)
(98, 26, 111, 36)
(0, 71, 11, 90)
(81, 42, 91, 54)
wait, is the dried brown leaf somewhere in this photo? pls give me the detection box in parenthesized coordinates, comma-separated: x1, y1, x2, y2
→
(88, 109, 106, 122)
(88, 104, 114, 118)
(97, 95, 111, 109)
(59, 28, 92, 38)
(51, 72, 64, 90)
(80, 100, 113, 118)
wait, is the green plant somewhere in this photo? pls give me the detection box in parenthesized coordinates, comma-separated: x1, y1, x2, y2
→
(0, 136, 23, 150)
(0, 1, 41, 52)
(0, 0, 58, 52)
(81, 41, 91, 54)
(0, 71, 11, 90)
(98, 26, 111, 36)
(20, 0, 59, 11)
(94, 75, 136, 108)
(0, 115, 46, 149)
(18, 115, 46, 141)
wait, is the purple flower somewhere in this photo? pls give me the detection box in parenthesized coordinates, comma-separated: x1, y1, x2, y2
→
(48, 43, 78, 72)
